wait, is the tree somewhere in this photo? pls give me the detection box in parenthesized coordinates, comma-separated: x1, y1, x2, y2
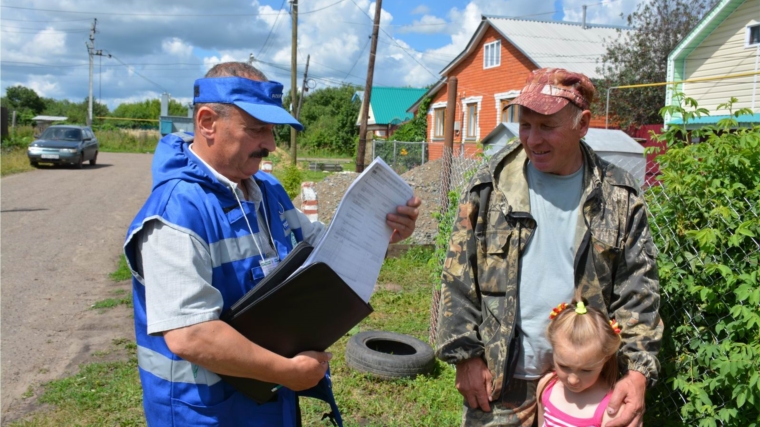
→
(391, 96, 430, 142)
(2, 85, 47, 125)
(43, 98, 109, 125)
(4, 85, 46, 114)
(595, 0, 719, 129)
(274, 84, 362, 156)
(111, 98, 187, 128)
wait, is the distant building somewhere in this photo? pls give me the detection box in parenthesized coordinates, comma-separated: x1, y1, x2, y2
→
(159, 92, 193, 136)
(353, 87, 428, 139)
(407, 16, 629, 160)
(32, 115, 68, 134)
(665, 0, 760, 128)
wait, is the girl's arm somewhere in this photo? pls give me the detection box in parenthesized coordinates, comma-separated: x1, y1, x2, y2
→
(536, 373, 554, 427)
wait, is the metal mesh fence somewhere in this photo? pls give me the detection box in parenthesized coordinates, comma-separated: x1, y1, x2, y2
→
(431, 144, 759, 425)
(372, 141, 428, 174)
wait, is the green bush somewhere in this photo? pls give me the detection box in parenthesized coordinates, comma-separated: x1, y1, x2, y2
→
(281, 164, 303, 199)
(1, 126, 35, 149)
(645, 95, 760, 426)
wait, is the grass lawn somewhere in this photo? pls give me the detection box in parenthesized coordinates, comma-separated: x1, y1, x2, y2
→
(10, 247, 461, 426)
(1, 148, 34, 176)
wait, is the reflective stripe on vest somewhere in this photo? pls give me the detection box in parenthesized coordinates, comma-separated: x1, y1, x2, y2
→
(137, 345, 222, 386)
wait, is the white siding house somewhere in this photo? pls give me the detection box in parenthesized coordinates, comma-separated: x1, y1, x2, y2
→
(666, 0, 760, 127)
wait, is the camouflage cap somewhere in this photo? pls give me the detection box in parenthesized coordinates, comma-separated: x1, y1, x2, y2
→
(508, 68, 596, 115)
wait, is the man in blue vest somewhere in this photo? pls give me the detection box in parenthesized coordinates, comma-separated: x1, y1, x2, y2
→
(124, 62, 421, 427)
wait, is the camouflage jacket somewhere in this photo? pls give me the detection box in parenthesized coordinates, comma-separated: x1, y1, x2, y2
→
(435, 140, 663, 401)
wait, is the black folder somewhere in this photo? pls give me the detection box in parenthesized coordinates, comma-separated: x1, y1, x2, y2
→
(219, 242, 374, 403)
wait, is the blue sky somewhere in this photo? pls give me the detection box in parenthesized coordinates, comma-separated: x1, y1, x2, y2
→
(0, 0, 640, 110)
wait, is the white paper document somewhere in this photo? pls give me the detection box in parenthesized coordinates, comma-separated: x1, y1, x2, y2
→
(304, 157, 414, 302)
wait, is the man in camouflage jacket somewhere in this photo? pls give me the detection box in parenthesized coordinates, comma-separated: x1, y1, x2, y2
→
(435, 68, 663, 427)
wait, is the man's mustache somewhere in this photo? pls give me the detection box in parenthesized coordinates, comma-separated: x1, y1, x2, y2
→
(250, 149, 269, 158)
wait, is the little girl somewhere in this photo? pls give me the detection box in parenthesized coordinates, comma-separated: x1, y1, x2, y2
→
(537, 298, 624, 427)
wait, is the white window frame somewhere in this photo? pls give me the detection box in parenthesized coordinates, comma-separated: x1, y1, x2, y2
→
(483, 40, 501, 69)
(428, 101, 447, 140)
(494, 91, 521, 123)
(461, 96, 482, 141)
(746, 23, 760, 48)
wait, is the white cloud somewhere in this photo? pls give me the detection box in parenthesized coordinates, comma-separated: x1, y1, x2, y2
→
(411, 4, 430, 15)
(27, 28, 67, 57)
(162, 37, 193, 57)
(398, 15, 448, 35)
(26, 75, 61, 98)
(0, 0, 640, 112)
(203, 54, 243, 71)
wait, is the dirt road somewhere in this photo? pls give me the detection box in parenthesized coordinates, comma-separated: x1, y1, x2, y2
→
(1, 153, 154, 424)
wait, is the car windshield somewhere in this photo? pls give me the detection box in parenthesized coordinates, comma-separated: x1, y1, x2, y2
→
(40, 128, 82, 141)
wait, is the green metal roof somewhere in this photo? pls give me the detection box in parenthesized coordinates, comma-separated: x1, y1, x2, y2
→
(367, 87, 428, 125)
(667, 113, 760, 126)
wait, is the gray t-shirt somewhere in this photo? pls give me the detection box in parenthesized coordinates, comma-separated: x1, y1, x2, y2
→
(513, 161, 583, 379)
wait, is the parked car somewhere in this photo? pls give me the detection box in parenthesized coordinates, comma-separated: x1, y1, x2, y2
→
(27, 125, 99, 168)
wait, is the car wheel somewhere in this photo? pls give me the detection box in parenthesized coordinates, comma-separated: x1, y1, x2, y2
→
(76, 155, 83, 169)
(345, 331, 435, 380)
(89, 151, 98, 166)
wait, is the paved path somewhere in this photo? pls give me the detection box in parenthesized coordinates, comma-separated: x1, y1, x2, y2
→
(1, 153, 154, 424)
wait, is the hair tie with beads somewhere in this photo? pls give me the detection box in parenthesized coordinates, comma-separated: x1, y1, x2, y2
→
(549, 303, 568, 320)
(609, 319, 621, 334)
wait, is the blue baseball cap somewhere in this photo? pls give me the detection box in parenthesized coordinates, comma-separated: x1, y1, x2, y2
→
(193, 77, 303, 131)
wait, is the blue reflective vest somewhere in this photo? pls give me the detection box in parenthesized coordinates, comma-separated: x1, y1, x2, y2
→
(124, 133, 342, 427)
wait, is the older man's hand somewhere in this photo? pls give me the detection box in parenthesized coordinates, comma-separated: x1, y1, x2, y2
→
(387, 196, 421, 244)
(605, 370, 647, 427)
(456, 357, 493, 412)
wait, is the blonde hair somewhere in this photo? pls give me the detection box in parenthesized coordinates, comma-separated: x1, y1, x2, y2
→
(546, 297, 621, 391)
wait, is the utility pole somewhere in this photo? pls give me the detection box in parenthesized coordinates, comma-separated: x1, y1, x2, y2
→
(296, 54, 310, 119)
(290, 0, 298, 166)
(85, 18, 97, 127)
(356, 0, 382, 173)
(440, 76, 458, 214)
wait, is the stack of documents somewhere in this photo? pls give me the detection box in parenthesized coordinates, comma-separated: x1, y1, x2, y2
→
(220, 157, 414, 403)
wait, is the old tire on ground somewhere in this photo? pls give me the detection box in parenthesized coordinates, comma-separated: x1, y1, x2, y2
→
(345, 331, 435, 379)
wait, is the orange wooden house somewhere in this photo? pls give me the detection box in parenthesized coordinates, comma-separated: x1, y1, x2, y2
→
(407, 15, 629, 160)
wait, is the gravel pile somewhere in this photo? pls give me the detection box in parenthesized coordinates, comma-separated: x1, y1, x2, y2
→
(292, 159, 446, 245)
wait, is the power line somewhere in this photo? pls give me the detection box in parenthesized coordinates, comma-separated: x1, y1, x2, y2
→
(343, 36, 371, 82)
(257, 0, 288, 58)
(0, 17, 93, 22)
(0, 24, 89, 30)
(0, 27, 90, 33)
(346, 0, 438, 79)
(103, 50, 170, 93)
(0, 2, 345, 17)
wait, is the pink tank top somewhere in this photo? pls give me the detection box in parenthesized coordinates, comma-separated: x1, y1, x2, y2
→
(541, 378, 613, 427)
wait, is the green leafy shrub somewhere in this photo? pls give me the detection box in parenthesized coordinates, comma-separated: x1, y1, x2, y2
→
(281, 164, 303, 199)
(644, 96, 760, 426)
(1, 126, 35, 149)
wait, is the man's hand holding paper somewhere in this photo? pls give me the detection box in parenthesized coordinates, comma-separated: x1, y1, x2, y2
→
(388, 196, 422, 244)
